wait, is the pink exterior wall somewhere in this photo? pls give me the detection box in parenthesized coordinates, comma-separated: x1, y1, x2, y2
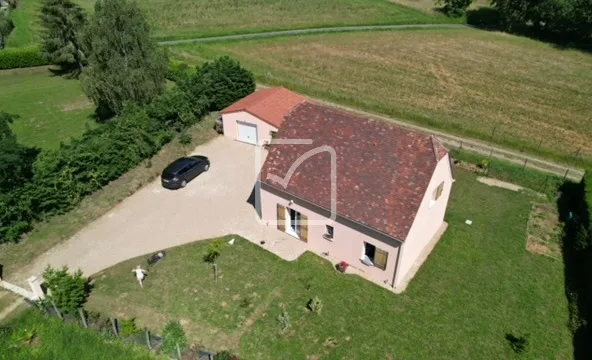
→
(221, 111, 278, 145)
(394, 154, 453, 288)
(260, 183, 402, 287)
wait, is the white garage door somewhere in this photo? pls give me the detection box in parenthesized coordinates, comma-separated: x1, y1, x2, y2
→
(237, 121, 258, 145)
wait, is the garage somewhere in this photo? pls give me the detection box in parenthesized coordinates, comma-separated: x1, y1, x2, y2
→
(220, 87, 306, 146)
(237, 121, 258, 145)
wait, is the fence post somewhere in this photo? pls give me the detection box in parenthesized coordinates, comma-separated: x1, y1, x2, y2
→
(522, 158, 528, 170)
(564, 169, 570, 180)
(110, 318, 119, 337)
(214, 264, 218, 285)
(78, 308, 88, 328)
(176, 343, 182, 359)
(145, 330, 152, 350)
(459, 141, 463, 151)
(50, 300, 63, 320)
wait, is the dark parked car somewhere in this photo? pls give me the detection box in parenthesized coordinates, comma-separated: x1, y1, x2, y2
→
(161, 156, 210, 189)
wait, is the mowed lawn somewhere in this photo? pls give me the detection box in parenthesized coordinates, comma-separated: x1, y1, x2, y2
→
(87, 170, 572, 359)
(0, 67, 95, 149)
(0, 310, 160, 360)
(172, 28, 592, 165)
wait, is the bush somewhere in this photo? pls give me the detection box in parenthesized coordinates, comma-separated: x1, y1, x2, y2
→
(307, 296, 323, 314)
(147, 88, 208, 132)
(277, 304, 291, 333)
(0, 48, 50, 70)
(161, 320, 187, 356)
(214, 350, 238, 360)
(42, 266, 90, 314)
(506, 333, 529, 354)
(203, 240, 224, 263)
(178, 132, 192, 145)
(180, 56, 255, 111)
(120, 318, 140, 337)
(437, 0, 473, 17)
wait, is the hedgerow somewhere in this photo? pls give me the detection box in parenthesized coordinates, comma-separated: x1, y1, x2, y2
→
(0, 47, 50, 70)
(0, 56, 254, 243)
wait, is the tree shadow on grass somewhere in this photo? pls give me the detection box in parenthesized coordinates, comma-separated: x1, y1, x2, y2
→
(466, 7, 592, 54)
(557, 180, 592, 360)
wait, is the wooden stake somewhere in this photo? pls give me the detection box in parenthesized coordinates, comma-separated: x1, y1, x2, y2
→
(145, 330, 152, 350)
(51, 300, 63, 320)
(214, 264, 218, 285)
(78, 308, 88, 328)
(110, 318, 119, 337)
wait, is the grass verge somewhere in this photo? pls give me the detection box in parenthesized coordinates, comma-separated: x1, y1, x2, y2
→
(0, 66, 95, 150)
(170, 27, 592, 167)
(4, 0, 41, 48)
(0, 115, 218, 280)
(0, 309, 160, 359)
(87, 170, 572, 359)
(450, 149, 566, 200)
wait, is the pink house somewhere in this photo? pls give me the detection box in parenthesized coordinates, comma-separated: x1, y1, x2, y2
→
(223, 88, 454, 292)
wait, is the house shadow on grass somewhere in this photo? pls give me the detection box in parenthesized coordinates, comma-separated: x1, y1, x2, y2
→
(557, 180, 592, 360)
(466, 7, 592, 54)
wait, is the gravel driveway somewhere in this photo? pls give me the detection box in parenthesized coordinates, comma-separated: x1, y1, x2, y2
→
(24, 137, 307, 279)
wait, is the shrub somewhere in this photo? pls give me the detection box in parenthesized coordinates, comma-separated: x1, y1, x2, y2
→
(161, 320, 187, 356)
(277, 304, 291, 333)
(120, 318, 140, 337)
(506, 333, 530, 354)
(147, 88, 208, 132)
(180, 56, 255, 111)
(0, 47, 50, 70)
(178, 132, 192, 145)
(239, 296, 251, 309)
(214, 350, 237, 360)
(42, 266, 90, 314)
(307, 296, 323, 314)
(436, 0, 473, 17)
(203, 240, 224, 263)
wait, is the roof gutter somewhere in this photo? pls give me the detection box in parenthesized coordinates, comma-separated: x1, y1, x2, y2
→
(260, 180, 405, 245)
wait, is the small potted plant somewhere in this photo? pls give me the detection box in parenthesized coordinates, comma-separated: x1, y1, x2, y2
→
(335, 261, 348, 273)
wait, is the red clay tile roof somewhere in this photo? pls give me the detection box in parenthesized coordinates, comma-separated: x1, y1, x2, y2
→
(221, 87, 305, 128)
(261, 102, 449, 241)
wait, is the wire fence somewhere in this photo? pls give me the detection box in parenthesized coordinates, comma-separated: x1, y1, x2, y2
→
(19, 299, 215, 360)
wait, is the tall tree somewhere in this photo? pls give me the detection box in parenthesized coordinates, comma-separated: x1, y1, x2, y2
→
(81, 0, 168, 117)
(0, 112, 39, 192)
(40, 0, 87, 74)
(0, 9, 14, 50)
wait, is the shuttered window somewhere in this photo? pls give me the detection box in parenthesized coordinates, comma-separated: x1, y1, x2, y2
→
(433, 182, 444, 201)
(276, 203, 286, 232)
(300, 213, 308, 242)
(374, 248, 388, 270)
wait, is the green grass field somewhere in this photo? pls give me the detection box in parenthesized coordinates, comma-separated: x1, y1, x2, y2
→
(0, 309, 159, 359)
(5, 0, 454, 48)
(0, 67, 95, 150)
(87, 170, 572, 359)
(171, 27, 592, 166)
(4, 0, 41, 48)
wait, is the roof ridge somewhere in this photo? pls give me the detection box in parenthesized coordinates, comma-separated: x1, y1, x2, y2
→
(430, 136, 439, 164)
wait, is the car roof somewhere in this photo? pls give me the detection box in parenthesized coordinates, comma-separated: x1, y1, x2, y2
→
(164, 157, 196, 173)
(189, 155, 208, 161)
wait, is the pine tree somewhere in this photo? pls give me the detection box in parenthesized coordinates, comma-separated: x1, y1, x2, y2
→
(81, 0, 168, 117)
(39, 0, 87, 74)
